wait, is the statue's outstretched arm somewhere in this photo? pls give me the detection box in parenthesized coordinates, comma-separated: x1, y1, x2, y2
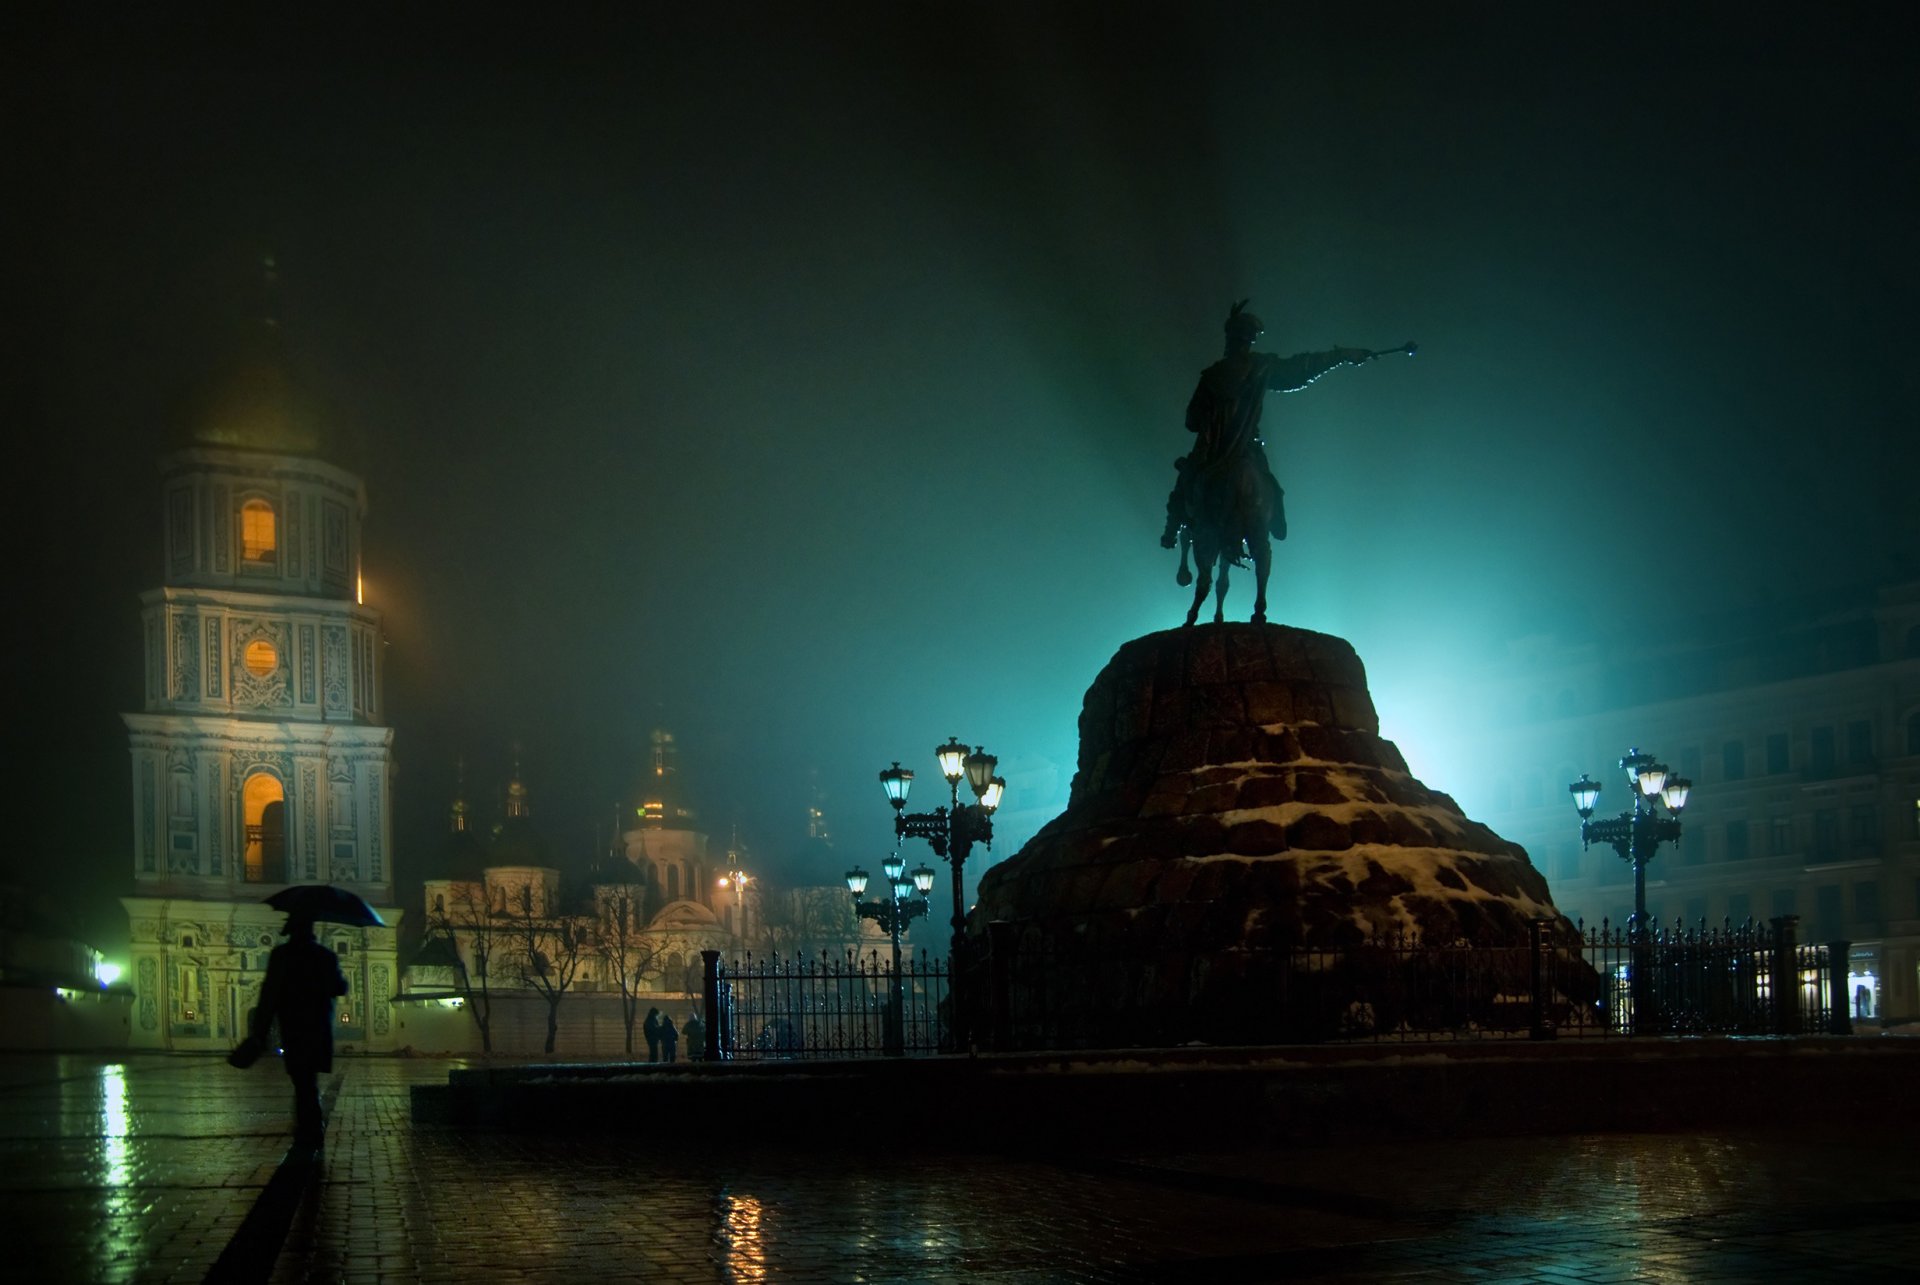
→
(1267, 348, 1373, 392)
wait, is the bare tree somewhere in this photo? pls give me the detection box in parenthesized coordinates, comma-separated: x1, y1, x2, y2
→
(503, 882, 587, 1054)
(425, 882, 498, 1054)
(595, 878, 659, 1056)
(767, 885, 861, 960)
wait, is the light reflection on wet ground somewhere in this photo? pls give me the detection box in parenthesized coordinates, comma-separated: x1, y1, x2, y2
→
(0, 1053, 1913, 1283)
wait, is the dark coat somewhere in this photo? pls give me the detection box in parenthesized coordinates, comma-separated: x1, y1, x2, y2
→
(251, 937, 349, 1074)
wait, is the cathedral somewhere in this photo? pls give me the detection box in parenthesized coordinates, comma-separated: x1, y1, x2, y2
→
(118, 295, 403, 1053)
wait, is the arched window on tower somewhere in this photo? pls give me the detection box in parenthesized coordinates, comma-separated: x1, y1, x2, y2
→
(243, 773, 286, 883)
(241, 499, 277, 564)
(667, 864, 680, 901)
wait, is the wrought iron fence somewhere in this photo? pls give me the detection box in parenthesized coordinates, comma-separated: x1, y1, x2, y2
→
(713, 949, 949, 1060)
(985, 917, 1844, 1050)
(700, 918, 1843, 1059)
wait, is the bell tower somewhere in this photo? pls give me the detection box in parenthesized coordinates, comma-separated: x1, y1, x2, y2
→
(119, 273, 402, 1052)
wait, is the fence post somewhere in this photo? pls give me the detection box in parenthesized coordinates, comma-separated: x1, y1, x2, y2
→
(1768, 915, 1800, 1035)
(701, 950, 722, 1061)
(1528, 918, 1555, 1041)
(987, 920, 1014, 1052)
(1825, 939, 1852, 1036)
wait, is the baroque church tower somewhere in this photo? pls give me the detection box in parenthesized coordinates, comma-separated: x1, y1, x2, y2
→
(120, 265, 402, 1052)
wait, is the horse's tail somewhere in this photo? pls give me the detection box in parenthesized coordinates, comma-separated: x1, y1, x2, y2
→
(1176, 530, 1193, 586)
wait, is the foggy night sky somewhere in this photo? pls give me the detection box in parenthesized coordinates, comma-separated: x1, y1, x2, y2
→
(14, 7, 1917, 953)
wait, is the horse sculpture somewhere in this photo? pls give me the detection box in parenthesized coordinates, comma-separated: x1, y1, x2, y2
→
(1172, 439, 1275, 627)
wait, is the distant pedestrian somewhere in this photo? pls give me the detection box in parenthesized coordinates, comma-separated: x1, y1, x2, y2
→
(684, 1013, 706, 1061)
(233, 913, 348, 1144)
(643, 1007, 662, 1063)
(660, 1014, 679, 1063)
(1855, 985, 1871, 1019)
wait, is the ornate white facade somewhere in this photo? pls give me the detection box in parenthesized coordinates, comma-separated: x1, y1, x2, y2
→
(120, 445, 402, 1052)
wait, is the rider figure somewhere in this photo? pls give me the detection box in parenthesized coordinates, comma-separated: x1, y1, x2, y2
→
(1161, 301, 1374, 548)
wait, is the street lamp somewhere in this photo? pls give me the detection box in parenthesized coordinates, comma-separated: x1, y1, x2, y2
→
(1569, 747, 1692, 1031)
(845, 858, 934, 1056)
(720, 864, 750, 940)
(881, 739, 1007, 1047)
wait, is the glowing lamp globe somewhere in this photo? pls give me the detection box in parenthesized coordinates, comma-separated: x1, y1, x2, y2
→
(845, 867, 869, 897)
(882, 852, 906, 884)
(980, 776, 1006, 813)
(1568, 774, 1602, 819)
(1638, 762, 1670, 798)
(935, 738, 969, 784)
(879, 762, 914, 809)
(911, 864, 936, 896)
(1661, 776, 1692, 812)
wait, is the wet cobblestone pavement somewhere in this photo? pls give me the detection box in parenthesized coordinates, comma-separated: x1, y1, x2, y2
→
(2, 1052, 1914, 1283)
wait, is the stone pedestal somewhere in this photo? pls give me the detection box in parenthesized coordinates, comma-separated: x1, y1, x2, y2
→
(968, 624, 1585, 1045)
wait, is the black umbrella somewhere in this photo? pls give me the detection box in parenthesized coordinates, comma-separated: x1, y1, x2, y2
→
(265, 884, 386, 927)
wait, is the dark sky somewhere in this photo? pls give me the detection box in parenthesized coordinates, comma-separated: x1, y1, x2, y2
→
(15, 7, 1917, 952)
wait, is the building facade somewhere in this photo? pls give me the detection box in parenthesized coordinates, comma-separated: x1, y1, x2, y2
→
(119, 439, 403, 1052)
(1456, 581, 1920, 1025)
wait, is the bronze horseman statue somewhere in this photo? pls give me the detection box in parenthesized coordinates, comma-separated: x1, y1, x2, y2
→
(1163, 300, 1413, 626)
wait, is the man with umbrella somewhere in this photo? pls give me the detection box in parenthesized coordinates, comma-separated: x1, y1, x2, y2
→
(231, 886, 380, 1144)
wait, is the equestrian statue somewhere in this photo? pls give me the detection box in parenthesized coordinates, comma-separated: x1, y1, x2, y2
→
(1162, 300, 1414, 626)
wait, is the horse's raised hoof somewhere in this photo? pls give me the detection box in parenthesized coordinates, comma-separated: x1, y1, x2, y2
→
(1176, 568, 1193, 587)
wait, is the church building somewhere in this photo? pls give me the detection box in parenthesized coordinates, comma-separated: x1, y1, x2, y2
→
(119, 296, 403, 1052)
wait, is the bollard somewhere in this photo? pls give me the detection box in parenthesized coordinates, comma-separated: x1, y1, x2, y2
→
(701, 950, 722, 1061)
(1825, 940, 1852, 1036)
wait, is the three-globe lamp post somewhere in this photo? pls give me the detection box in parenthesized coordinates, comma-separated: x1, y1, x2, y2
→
(844, 853, 937, 1056)
(880, 738, 1006, 1048)
(1568, 747, 1691, 1032)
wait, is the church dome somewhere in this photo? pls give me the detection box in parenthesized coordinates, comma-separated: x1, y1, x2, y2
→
(188, 344, 327, 456)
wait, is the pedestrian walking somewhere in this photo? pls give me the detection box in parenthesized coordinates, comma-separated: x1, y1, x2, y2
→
(660, 1014, 679, 1063)
(230, 913, 348, 1144)
(684, 1013, 706, 1061)
(643, 1007, 662, 1062)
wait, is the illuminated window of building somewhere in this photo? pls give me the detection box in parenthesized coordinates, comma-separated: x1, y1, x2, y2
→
(241, 500, 277, 562)
(243, 773, 286, 882)
(243, 639, 277, 677)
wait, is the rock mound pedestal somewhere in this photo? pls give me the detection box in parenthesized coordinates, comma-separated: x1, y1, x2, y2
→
(968, 624, 1582, 1045)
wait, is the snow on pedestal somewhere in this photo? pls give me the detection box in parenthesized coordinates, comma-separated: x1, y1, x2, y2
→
(968, 624, 1583, 1044)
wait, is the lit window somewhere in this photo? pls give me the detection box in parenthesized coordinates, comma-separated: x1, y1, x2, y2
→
(244, 640, 277, 677)
(241, 500, 277, 562)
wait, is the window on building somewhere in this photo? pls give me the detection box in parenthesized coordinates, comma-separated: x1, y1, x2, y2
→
(1848, 805, 1879, 851)
(1770, 888, 1797, 919)
(1846, 720, 1873, 765)
(1727, 892, 1751, 926)
(1814, 884, 1843, 939)
(1813, 809, 1840, 861)
(243, 773, 286, 883)
(1679, 746, 1701, 786)
(1809, 726, 1835, 776)
(1855, 881, 1880, 926)
(432, 894, 444, 914)
(1766, 732, 1789, 774)
(1552, 846, 1582, 880)
(1769, 817, 1794, 856)
(1724, 820, 1749, 861)
(240, 499, 277, 562)
(1722, 740, 1746, 781)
